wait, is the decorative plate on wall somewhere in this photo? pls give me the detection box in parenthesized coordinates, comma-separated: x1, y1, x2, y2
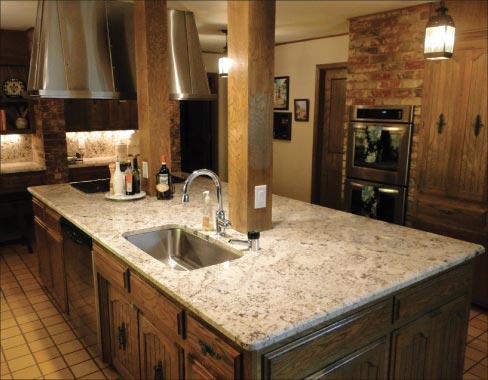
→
(2, 78, 26, 98)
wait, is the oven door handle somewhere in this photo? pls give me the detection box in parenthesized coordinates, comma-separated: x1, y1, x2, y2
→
(378, 188, 399, 194)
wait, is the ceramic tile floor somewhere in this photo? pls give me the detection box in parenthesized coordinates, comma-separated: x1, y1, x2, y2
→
(1, 243, 120, 380)
(1, 243, 487, 379)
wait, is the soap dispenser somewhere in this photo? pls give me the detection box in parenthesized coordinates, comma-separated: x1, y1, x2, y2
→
(202, 190, 212, 231)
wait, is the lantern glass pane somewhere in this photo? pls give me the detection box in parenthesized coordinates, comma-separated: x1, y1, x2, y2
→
(219, 56, 231, 76)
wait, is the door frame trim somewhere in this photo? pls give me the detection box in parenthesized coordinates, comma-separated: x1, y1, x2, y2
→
(311, 62, 348, 204)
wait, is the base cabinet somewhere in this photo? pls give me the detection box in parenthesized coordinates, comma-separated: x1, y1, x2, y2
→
(108, 285, 139, 379)
(92, 241, 474, 380)
(390, 295, 469, 380)
(139, 313, 182, 380)
(32, 197, 67, 312)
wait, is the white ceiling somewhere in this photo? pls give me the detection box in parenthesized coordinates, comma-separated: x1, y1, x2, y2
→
(0, 0, 431, 53)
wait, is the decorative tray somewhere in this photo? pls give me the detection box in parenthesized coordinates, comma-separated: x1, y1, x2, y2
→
(105, 191, 146, 201)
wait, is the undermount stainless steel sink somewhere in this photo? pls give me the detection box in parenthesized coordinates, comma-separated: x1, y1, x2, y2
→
(124, 226, 241, 271)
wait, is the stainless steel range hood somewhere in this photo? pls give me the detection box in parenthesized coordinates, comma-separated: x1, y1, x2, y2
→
(28, 1, 214, 100)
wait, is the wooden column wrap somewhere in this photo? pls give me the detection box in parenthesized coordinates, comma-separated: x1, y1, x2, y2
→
(134, 0, 170, 196)
(228, 1, 275, 233)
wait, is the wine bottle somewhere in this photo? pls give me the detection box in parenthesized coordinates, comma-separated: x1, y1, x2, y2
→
(125, 159, 133, 195)
(156, 155, 172, 200)
(132, 156, 141, 194)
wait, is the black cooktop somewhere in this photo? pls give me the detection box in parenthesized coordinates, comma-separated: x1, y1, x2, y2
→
(70, 178, 110, 194)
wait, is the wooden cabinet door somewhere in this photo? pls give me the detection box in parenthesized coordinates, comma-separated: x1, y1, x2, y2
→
(108, 285, 139, 379)
(418, 53, 466, 197)
(85, 100, 109, 130)
(34, 217, 52, 290)
(449, 49, 488, 202)
(139, 313, 181, 380)
(186, 354, 218, 380)
(309, 339, 387, 380)
(47, 230, 67, 313)
(64, 100, 85, 131)
(108, 100, 138, 130)
(390, 295, 469, 380)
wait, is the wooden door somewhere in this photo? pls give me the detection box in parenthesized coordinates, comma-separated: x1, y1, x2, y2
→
(310, 339, 387, 380)
(34, 217, 52, 289)
(390, 295, 469, 380)
(449, 50, 488, 202)
(47, 230, 67, 313)
(312, 64, 347, 209)
(139, 313, 181, 380)
(109, 285, 139, 379)
(418, 53, 466, 197)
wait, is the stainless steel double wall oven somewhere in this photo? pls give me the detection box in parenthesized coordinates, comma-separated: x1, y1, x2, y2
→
(345, 105, 414, 225)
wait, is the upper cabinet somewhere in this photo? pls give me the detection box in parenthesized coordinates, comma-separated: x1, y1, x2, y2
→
(0, 30, 35, 134)
(418, 47, 487, 202)
(64, 99, 138, 132)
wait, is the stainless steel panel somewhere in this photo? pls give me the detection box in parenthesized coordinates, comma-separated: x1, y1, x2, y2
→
(168, 10, 215, 100)
(28, 0, 135, 99)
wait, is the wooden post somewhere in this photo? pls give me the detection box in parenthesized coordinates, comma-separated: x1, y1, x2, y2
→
(134, 0, 170, 196)
(228, 1, 275, 233)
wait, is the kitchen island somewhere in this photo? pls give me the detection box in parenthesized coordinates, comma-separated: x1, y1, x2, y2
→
(29, 180, 484, 379)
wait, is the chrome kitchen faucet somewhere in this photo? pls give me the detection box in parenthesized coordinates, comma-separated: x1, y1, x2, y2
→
(182, 169, 231, 236)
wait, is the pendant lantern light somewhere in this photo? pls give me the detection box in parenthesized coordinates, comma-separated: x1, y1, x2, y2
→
(424, 0, 456, 60)
(218, 29, 230, 77)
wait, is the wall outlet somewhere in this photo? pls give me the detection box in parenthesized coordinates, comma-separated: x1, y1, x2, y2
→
(254, 185, 266, 209)
(142, 161, 149, 179)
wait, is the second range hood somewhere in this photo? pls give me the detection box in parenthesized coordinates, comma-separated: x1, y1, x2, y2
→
(28, 1, 214, 100)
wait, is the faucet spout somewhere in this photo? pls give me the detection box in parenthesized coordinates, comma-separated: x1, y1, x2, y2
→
(182, 169, 230, 236)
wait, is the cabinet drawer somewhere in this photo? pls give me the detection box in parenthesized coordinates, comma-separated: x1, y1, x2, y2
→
(44, 206, 61, 235)
(130, 273, 183, 338)
(186, 315, 241, 380)
(393, 263, 473, 323)
(32, 197, 44, 219)
(262, 300, 391, 380)
(93, 243, 128, 291)
(415, 195, 488, 232)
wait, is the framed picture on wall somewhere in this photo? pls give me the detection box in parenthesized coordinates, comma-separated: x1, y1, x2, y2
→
(294, 99, 309, 121)
(273, 112, 292, 140)
(273, 76, 289, 110)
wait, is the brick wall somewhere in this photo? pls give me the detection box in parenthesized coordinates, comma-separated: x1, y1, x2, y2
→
(169, 100, 181, 173)
(346, 3, 430, 223)
(34, 99, 69, 184)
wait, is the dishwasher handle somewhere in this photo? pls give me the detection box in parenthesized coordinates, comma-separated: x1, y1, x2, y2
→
(60, 218, 92, 248)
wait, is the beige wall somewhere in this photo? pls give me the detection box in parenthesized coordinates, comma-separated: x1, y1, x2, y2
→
(204, 37, 350, 198)
(273, 35, 349, 202)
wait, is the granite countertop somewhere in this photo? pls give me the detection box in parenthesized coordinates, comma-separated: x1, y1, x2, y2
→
(1, 161, 46, 174)
(28, 180, 484, 351)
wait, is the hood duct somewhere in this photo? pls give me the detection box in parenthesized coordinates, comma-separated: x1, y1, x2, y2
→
(28, 1, 214, 100)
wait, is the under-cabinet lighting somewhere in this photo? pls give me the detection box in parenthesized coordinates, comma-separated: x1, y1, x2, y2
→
(1, 134, 21, 143)
(424, 0, 455, 60)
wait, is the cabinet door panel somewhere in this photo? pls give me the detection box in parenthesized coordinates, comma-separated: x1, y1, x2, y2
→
(390, 295, 469, 380)
(419, 55, 465, 196)
(109, 286, 139, 379)
(187, 354, 218, 380)
(139, 313, 181, 380)
(34, 217, 52, 289)
(309, 339, 387, 380)
(450, 50, 487, 202)
(47, 231, 67, 313)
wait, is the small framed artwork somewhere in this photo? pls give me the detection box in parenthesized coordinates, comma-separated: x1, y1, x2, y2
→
(273, 112, 292, 140)
(273, 76, 289, 110)
(294, 99, 309, 122)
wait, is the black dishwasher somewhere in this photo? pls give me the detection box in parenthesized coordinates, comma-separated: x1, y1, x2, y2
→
(61, 218, 97, 349)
